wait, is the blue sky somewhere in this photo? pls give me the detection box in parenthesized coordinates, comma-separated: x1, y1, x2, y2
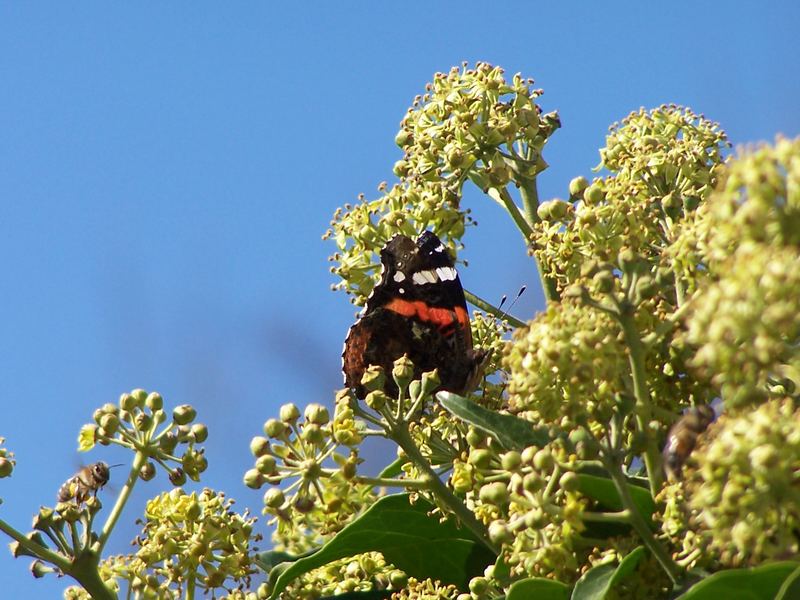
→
(1, 3, 798, 596)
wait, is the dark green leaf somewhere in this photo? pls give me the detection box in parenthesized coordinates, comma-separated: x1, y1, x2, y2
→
(575, 474, 655, 526)
(506, 577, 570, 600)
(378, 456, 407, 479)
(776, 564, 800, 600)
(571, 547, 645, 600)
(678, 561, 800, 600)
(255, 549, 307, 573)
(268, 493, 495, 599)
(437, 391, 551, 450)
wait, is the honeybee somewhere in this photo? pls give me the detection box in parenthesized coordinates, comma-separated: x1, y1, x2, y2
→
(57, 462, 119, 504)
(662, 405, 716, 481)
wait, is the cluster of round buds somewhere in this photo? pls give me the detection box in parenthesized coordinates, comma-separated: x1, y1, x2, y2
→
(0, 437, 14, 480)
(681, 399, 800, 566)
(79, 389, 208, 486)
(682, 241, 800, 407)
(283, 552, 406, 599)
(453, 430, 585, 582)
(245, 402, 375, 538)
(503, 299, 628, 431)
(125, 488, 260, 597)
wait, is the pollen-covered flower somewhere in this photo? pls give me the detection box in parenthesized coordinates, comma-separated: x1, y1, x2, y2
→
(125, 488, 260, 597)
(390, 577, 460, 599)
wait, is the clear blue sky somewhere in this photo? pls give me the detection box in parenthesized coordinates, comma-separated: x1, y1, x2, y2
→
(1, 3, 798, 596)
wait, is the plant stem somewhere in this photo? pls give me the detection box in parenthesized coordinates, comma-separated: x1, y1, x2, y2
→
(94, 450, 147, 554)
(518, 175, 560, 303)
(604, 456, 680, 584)
(353, 475, 428, 490)
(69, 551, 116, 600)
(463, 289, 526, 328)
(581, 510, 631, 524)
(0, 518, 71, 572)
(617, 309, 664, 495)
(389, 422, 498, 554)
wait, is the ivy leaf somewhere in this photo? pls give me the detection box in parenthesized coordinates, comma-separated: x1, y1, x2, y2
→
(437, 391, 551, 450)
(267, 493, 495, 599)
(378, 456, 407, 478)
(678, 561, 800, 599)
(571, 547, 645, 600)
(575, 474, 655, 526)
(505, 577, 570, 600)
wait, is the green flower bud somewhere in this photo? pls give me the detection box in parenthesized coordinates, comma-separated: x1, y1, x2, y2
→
(263, 418, 287, 439)
(469, 576, 489, 594)
(488, 521, 514, 545)
(191, 423, 208, 443)
(301, 423, 325, 445)
(304, 403, 330, 425)
(31, 560, 53, 579)
(533, 448, 554, 471)
(168, 468, 186, 486)
(583, 184, 604, 205)
(99, 413, 119, 435)
(468, 448, 493, 469)
(361, 366, 386, 393)
(139, 462, 156, 481)
(263, 488, 285, 509)
(185, 500, 201, 521)
(569, 176, 590, 198)
(524, 507, 547, 529)
(466, 427, 486, 448)
(392, 355, 415, 389)
(255, 455, 277, 475)
(420, 369, 441, 396)
(131, 388, 148, 405)
(478, 481, 509, 505)
(395, 129, 413, 148)
(159, 432, 178, 454)
(634, 275, 657, 301)
(501, 451, 522, 471)
(145, 392, 163, 411)
(250, 436, 270, 457)
(364, 390, 389, 411)
(119, 392, 138, 412)
(279, 403, 301, 423)
(172, 404, 196, 425)
(135, 412, 152, 431)
(0, 457, 14, 478)
(294, 495, 315, 514)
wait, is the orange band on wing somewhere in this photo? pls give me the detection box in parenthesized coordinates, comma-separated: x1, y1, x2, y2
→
(384, 299, 470, 333)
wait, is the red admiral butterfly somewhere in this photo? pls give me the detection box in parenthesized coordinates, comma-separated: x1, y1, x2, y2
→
(342, 231, 488, 399)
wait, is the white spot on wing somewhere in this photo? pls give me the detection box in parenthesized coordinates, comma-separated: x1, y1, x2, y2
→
(435, 244, 445, 252)
(412, 269, 439, 285)
(436, 266, 457, 281)
(393, 271, 406, 282)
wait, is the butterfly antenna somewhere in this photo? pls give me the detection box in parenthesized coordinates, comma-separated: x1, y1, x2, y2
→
(498, 286, 526, 321)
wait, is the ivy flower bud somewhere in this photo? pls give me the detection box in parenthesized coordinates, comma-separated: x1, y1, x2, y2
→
(361, 366, 386, 393)
(191, 423, 208, 443)
(304, 403, 330, 425)
(169, 468, 186, 486)
(250, 436, 270, 457)
(569, 176, 589, 198)
(365, 390, 389, 411)
(279, 403, 301, 423)
(172, 405, 196, 426)
(243, 469, 265, 489)
(139, 461, 156, 481)
(0, 457, 14, 478)
(145, 392, 163, 411)
(392, 355, 415, 389)
(263, 488, 285, 509)
(263, 418, 287, 439)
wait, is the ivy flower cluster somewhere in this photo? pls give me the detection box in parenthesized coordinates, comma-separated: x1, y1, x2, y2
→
(452, 434, 586, 583)
(325, 61, 560, 305)
(80, 389, 208, 486)
(678, 399, 800, 567)
(244, 402, 376, 552)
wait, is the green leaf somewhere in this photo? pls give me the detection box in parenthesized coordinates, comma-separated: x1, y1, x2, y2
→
(678, 561, 800, 600)
(268, 493, 495, 599)
(571, 547, 645, 600)
(437, 391, 551, 450)
(575, 474, 655, 526)
(378, 456, 407, 479)
(506, 577, 570, 600)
